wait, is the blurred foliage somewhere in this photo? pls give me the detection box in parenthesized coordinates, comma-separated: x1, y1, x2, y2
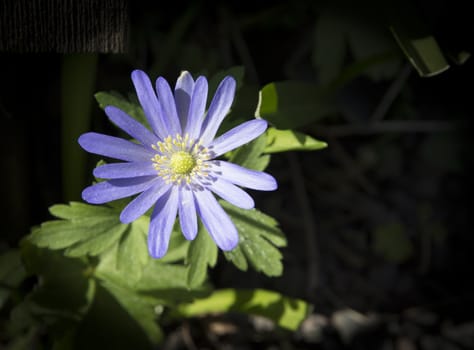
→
(1, 0, 472, 348)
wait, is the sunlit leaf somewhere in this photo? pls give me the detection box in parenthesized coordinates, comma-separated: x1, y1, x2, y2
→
(265, 128, 327, 153)
(170, 289, 311, 331)
(29, 202, 128, 258)
(222, 202, 286, 277)
(65, 224, 127, 258)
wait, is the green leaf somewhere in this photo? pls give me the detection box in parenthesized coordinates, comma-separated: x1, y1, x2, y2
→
(170, 289, 311, 331)
(390, 26, 449, 77)
(0, 250, 26, 309)
(222, 202, 286, 277)
(264, 128, 327, 153)
(159, 228, 190, 264)
(20, 242, 94, 320)
(95, 244, 208, 304)
(29, 202, 128, 258)
(65, 224, 127, 257)
(95, 91, 147, 126)
(74, 282, 160, 349)
(256, 81, 335, 129)
(116, 216, 150, 286)
(135, 260, 210, 304)
(49, 202, 114, 220)
(186, 225, 218, 288)
(223, 244, 248, 271)
(98, 279, 163, 346)
(228, 132, 270, 171)
(134, 262, 189, 292)
(372, 223, 414, 263)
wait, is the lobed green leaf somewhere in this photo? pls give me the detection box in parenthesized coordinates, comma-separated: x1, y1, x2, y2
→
(222, 202, 286, 277)
(29, 202, 128, 259)
(115, 217, 149, 285)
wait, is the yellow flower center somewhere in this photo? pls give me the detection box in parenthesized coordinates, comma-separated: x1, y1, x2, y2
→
(150, 134, 213, 185)
(169, 151, 196, 175)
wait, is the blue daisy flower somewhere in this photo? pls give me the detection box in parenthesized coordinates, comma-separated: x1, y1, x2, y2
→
(79, 70, 277, 258)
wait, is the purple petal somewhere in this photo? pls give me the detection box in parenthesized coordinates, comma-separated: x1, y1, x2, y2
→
(210, 161, 277, 191)
(194, 189, 239, 251)
(104, 106, 159, 147)
(156, 77, 181, 136)
(82, 176, 159, 204)
(120, 180, 171, 223)
(209, 119, 267, 157)
(93, 162, 157, 179)
(178, 187, 198, 240)
(199, 76, 236, 145)
(131, 70, 170, 139)
(148, 187, 179, 258)
(78, 132, 153, 162)
(184, 76, 208, 140)
(174, 71, 194, 129)
(207, 178, 254, 210)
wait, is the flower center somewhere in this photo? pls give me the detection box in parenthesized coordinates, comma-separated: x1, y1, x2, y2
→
(150, 134, 213, 185)
(169, 151, 196, 175)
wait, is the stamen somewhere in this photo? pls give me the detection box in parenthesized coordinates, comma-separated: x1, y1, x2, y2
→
(151, 134, 213, 186)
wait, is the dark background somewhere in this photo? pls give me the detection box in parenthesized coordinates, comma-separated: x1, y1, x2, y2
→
(1, 0, 473, 348)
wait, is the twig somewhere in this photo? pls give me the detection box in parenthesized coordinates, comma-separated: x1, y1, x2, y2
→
(287, 153, 320, 296)
(370, 64, 412, 122)
(315, 120, 460, 138)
